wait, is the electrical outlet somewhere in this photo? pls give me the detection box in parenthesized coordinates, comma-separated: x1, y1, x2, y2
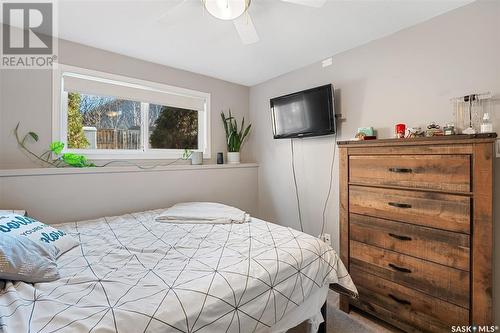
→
(319, 233, 331, 246)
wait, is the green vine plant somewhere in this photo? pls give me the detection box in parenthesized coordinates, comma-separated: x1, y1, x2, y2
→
(15, 123, 192, 169)
(220, 109, 251, 152)
(15, 123, 95, 168)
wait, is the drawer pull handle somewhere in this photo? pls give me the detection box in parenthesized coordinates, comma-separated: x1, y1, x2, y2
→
(388, 202, 412, 209)
(388, 233, 412, 241)
(388, 263, 412, 273)
(388, 167, 412, 173)
(388, 293, 412, 306)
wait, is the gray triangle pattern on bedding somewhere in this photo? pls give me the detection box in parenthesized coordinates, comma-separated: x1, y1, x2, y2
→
(0, 209, 356, 333)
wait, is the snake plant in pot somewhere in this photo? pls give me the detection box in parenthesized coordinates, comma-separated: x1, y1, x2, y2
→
(221, 110, 251, 164)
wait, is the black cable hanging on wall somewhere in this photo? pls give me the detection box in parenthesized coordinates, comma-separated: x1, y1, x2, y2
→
(290, 138, 304, 232)
(291, 133, 337, 237)
(321, 132, 337, 237)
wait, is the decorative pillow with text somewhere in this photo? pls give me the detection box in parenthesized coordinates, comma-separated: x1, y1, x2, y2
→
(0, 233, 60, 283)
(0, 214, 79, 257)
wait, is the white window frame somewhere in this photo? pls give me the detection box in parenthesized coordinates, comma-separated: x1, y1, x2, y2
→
(52, 64, 211, 160)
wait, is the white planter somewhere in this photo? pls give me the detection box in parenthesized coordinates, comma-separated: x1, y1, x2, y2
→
(226, 152, 240, 164)
(190, 151, 203, 165)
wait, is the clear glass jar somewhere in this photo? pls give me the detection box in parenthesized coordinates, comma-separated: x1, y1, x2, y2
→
(453, 94, 490, 134)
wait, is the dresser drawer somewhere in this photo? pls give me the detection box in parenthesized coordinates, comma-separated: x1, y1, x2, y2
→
(349, 155, 471, 192)
(350, 241, 469, 308)
(349, 213, 470, 271)
(349, 185, 470, 233)
(351, 266, 469, 332)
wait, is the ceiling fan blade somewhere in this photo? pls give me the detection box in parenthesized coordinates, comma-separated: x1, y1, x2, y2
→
(233, 13, 260, 45)
(280, 0, 327, 8)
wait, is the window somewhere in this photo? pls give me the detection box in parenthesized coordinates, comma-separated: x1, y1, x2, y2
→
(53, 65, 210, 159)
(148, 104, 198, 150)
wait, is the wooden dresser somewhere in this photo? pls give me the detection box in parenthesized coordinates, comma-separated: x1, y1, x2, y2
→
(338, 135, 496, 332)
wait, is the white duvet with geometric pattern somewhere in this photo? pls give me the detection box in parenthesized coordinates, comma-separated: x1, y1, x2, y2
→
(0, 209, 356, 333)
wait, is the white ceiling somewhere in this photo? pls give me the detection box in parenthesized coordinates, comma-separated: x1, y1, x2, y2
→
(54, 0, 473, 86)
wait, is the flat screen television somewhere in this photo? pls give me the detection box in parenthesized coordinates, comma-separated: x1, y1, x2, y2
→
(270, 84, 335, 139)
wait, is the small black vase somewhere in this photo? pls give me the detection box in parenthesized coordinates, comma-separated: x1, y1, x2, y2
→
(217, 152, 224, 164)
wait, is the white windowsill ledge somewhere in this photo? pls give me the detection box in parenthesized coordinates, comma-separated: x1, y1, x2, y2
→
(0, 163, 258, 177)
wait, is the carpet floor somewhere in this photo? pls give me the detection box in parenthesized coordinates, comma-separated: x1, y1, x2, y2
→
(287, 290, 401, 333)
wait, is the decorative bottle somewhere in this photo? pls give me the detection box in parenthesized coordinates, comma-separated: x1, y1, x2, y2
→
(480, 112, 493, 133)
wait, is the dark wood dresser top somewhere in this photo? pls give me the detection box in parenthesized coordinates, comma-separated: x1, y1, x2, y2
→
(337, 133, 497, 147)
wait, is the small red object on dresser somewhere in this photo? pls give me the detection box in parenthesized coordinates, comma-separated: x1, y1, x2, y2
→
(395, 123, 406, 138)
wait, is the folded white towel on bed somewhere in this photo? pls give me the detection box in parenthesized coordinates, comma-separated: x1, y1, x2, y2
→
(156, 202, 250, 224)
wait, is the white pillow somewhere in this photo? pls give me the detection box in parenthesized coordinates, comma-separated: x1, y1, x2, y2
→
(0, 214, 79, 257)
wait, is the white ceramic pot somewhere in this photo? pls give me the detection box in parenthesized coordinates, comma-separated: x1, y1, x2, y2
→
(226, 152, 240, 164)
(190, 151, 203, 165)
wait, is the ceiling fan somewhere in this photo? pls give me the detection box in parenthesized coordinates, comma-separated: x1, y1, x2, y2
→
(157, 0, 327, 45)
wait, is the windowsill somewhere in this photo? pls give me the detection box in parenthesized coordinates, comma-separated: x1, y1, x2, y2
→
(59, 149, 211, 160)
(0, 163, 258, 177)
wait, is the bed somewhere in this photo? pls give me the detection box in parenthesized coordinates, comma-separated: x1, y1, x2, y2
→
(0, 208, 356, 333)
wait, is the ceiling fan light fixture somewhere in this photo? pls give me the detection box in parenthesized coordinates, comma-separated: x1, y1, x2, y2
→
(204, 0, 251, 20)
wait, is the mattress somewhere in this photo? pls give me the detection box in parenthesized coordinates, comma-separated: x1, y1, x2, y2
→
(0, 209, 356, 333)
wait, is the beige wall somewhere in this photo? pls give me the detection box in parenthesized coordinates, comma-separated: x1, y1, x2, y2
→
(0, 34, 250, 169)
(248, 0, 500, 322)
(0, 165, 258, 224)
(0, 31, 256, 227)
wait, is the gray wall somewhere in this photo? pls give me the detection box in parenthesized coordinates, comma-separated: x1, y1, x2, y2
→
(0, 32, 257, 226)
(248, 0, 500, 321)
(0, 165, 258, 224)
(0, 35, 250, 169)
